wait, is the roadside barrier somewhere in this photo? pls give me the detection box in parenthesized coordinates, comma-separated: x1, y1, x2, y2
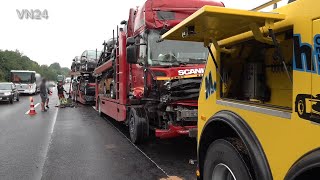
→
(28, 97, 37, 115)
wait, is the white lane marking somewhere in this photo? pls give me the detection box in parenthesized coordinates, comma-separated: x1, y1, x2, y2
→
(36, 108, 59, 180)
(25, 103, 40, 114)
(103, 117, 170, 178)
(92, 106, 97, 111)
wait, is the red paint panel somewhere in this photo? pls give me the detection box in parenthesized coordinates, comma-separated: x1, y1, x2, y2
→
(100, 97, 119, 120)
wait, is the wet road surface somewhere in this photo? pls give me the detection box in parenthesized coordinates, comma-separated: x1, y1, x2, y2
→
(0, 86, 197, 180)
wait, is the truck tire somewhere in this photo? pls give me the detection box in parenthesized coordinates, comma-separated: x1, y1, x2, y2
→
(203, 139, 252, 180)
(129, 108, 148, 144)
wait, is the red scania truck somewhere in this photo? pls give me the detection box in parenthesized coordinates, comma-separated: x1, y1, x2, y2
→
(94, 0, 224, 143)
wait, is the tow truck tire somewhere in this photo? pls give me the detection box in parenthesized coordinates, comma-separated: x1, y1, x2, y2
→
(129, 108, 148, 144)
(203, 139, 251, 180)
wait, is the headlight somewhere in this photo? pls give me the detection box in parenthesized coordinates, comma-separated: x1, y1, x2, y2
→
(4, 92, 11, 96)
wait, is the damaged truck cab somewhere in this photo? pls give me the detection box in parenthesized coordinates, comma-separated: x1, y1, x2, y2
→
(162, 0, 320, 179)
(124, 0, 225, 141)
(95, 0, 225, 143)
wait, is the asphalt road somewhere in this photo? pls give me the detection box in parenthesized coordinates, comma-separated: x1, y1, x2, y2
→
(0, 86, 197, 180)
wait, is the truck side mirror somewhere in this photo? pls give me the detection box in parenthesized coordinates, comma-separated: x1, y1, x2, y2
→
(126, 45, 138, 64)
(126, 37, 135, 46)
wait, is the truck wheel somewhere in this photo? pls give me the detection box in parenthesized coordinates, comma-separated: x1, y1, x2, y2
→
(203, 139, 252, 180)
(129, 108, 148, 144)
(297, 98, 306, 118)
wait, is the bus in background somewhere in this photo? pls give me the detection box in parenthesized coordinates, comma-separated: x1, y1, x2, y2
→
(35, 73, 41, 93)
(10, 70, 37, 95)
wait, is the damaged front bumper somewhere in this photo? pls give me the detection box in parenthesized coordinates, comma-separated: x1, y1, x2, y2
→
(155, 124, 197, 139)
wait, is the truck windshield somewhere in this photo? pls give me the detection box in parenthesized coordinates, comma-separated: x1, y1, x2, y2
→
(11, 72, 34, 83)
(0, 84, 12, 90)
(148, 30, 208, 66)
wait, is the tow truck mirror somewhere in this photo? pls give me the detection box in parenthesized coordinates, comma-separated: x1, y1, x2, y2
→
(126, 37, 135, 46)
(126, 45, 138, 64)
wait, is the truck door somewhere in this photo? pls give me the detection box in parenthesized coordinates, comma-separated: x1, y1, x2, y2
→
(311, 19, 320, 122)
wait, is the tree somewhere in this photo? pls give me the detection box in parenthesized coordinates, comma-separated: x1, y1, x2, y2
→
(0, 50, 70, 82)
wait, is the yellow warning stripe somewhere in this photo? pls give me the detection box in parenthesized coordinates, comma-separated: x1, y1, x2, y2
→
(155, 74, 203, 80)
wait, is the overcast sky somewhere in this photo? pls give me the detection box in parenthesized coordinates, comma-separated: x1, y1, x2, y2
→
(0, 0, 288, 68)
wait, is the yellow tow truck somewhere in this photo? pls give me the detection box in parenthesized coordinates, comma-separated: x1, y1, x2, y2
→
(162, 0, 320, 179)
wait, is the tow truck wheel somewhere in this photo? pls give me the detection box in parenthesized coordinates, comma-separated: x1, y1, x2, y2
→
(297, 98, 306, 118)
(203, 139, 251, 180)
(129, 108, 147, 144)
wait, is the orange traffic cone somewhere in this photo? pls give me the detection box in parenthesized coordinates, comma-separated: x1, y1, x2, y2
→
(29, 97, 37, 115)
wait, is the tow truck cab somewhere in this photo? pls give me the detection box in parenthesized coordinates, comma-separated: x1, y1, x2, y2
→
(162, 0, 320, 179)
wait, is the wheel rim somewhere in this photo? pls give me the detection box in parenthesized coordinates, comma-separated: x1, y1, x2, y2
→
(212, 163, 236, 180)
(298, 100, 304, 115)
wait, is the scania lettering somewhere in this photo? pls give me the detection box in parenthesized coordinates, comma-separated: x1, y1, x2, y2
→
(178, 68, 205, 76)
